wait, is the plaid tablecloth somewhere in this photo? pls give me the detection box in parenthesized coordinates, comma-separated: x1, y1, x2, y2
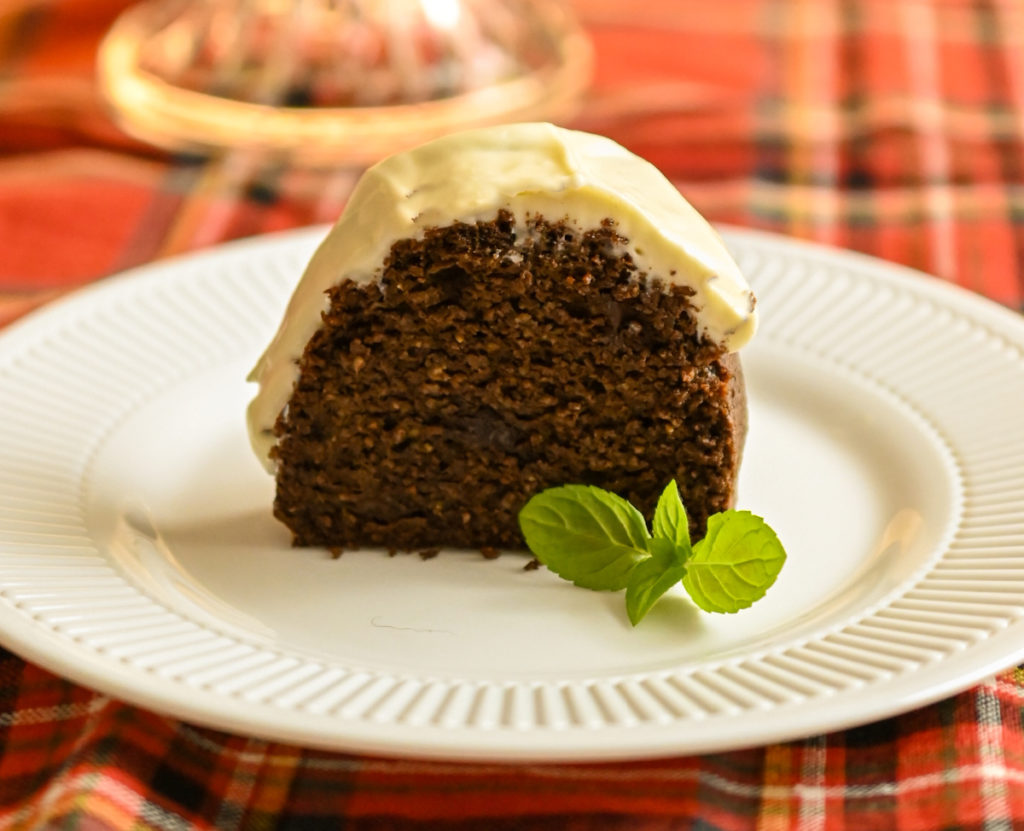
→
(2, 0, 1024, 828)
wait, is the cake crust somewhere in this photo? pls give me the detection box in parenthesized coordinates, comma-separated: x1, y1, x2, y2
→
(271, 212, 746, 551)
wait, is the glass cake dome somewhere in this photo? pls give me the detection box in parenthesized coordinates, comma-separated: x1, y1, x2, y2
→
(97, 0, 592, 165)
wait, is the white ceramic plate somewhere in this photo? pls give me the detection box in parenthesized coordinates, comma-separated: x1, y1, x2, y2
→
(2, 227, 1023, 762)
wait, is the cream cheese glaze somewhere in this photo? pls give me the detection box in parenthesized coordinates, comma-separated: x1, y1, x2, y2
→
(247, 122, 757, 469)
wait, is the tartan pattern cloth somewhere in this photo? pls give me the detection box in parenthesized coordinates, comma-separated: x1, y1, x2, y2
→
(2, 0, 1024, 828)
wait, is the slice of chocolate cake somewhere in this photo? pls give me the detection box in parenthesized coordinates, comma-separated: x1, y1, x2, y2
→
(247, 123, 757, 551)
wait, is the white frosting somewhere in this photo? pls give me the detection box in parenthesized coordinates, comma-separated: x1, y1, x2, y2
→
(247, 122, 757, 469)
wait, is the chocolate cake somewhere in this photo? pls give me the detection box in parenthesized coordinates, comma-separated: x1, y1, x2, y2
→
(248, 123, 757, 551)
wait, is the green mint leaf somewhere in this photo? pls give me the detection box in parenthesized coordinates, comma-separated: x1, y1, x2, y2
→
(681, 510, 786, 613)
(625, 537, 688, 625)
(651, 479, 691, 550)
(518, 485, 650, 591)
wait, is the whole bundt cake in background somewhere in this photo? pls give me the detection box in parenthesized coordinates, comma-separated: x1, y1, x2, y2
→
(247, 122, 757, 551)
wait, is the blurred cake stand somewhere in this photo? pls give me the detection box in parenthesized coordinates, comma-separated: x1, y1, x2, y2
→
(96, 0, 592, 165)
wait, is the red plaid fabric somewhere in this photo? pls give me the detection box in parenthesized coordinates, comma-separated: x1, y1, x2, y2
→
(2, 0, 1024, 828)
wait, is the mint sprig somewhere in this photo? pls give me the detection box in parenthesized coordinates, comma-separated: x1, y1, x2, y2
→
(518, 481, 786, 625)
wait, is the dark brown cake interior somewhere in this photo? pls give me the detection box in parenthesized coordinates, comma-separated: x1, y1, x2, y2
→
(272, 211, 745, 551)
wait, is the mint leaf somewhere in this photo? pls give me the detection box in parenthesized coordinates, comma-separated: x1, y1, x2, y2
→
(651, 480, 691, 550)
(625, 537, 688, 625)
(518, 485, 650, 591)
(681, 510, 786, 613)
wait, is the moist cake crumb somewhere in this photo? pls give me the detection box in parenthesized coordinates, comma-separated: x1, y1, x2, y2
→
(270, 211, 746, 552)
